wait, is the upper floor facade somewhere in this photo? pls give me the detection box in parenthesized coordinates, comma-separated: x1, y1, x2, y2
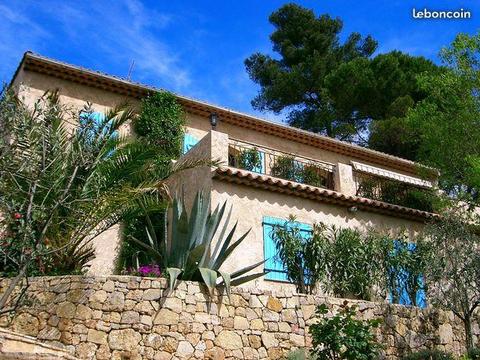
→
(11, 52, 438, 219)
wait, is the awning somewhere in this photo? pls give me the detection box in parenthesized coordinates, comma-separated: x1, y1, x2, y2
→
(351, 161, 433, 188)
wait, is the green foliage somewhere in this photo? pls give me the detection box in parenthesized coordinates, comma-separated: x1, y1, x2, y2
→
(285, 348, 310, 360)
(376, 233, 432, 306)
(119, 91, 186, 271)
(402, 349, 454, 360)
(323, 227, 379, 300)
(133, 91, 185, 157)
(245, 4, 377, 140)
(271, 155, 299, 181)
(310, 303, 382, 360)
(406, 32, 480, 204)
(301, 165, 328, 188)
(273, 222, 380, 299)
(239, 148, 262, 172)
(246, 4, 439, 145)
(356, 176, 445, 212)
(272, 217, 325, 294)
(129, 191, 266, 296)
(270, 155, 329, 188)
(467, 348, 480, 360)
(0, 89, 165, 278)
(423, 210, 480, 350)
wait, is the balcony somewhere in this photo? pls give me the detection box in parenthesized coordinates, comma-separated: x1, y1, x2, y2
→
(177, 130, 438, 218)
(228, 139, 335, 190)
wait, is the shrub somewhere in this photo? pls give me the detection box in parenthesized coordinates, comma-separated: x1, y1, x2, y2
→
(271, 155, 299, 181)
(402, 349, 454, 360)
(310, 302, 382, 360)
(325, 227, 379, 300)
(467, 348, 480, 360)
(239, 148, 262, 172)
(133, 91, 185, 157)
(120, 91, 185, 272)
(272, 218, 326, 294)
(285, 348, 310, 360)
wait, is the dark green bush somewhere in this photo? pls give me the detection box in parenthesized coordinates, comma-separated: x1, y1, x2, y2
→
(271, 155, 298, 181)
(133, 91, 185, 158)
(285, 348, 310, 360)
(356, 176, 444, 212)
(467, 348, 480, 360)
(239, 148, 262, 172)
(310, 303, 381, 360)
(402, 349, 454, 360)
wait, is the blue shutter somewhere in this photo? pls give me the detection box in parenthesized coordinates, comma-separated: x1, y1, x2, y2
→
(263, 217, 312, 282)
(389, 241, 427, 308)
(252, 151, 265, 174)
(183, 133, 199, 154)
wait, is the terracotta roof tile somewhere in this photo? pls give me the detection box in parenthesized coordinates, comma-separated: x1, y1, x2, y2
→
(213, 167, 438, 222)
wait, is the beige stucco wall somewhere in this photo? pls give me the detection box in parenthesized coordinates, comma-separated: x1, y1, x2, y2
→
(211, 179, 424, 292)
(12, 68, 428, 283)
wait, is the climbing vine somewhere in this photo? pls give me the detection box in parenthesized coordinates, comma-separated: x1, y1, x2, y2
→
(117, 91, 185, 272)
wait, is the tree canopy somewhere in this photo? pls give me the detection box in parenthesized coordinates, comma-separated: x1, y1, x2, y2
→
(406, 33, 480, 203)
(245, 3, 440, 146)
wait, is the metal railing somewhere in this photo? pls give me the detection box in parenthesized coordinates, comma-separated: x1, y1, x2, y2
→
(228, 139, 335, 190)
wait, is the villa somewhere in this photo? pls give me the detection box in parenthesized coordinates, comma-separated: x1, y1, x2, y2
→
(10, 52, 439, 294)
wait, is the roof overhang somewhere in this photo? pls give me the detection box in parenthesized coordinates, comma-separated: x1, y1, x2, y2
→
(213, 167, 438, 222)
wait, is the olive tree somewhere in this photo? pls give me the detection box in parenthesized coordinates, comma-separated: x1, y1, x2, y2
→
(424, 210, 480, 350)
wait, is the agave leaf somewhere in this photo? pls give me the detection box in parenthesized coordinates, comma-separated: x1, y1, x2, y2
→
(230, 271, 267, 287)
(128, 235, 163, 261)
(167, 267, 182, 290)
(209, 205, 233, 267)
(199, 267, 218, 296)
(213, 228, 251, 270)
(200, 201, 227, 266)
(230, 259, 267, 280)
(218, 270, 231, 299)
(211, 221, 238, 268)
(184, 244, 206, 279)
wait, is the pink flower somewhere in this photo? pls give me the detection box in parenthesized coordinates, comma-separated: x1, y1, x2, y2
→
(137, 264, 162, 277)
(13, 213, 22, 219)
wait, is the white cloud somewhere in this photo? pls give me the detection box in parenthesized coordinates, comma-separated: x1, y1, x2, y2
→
(0, 0, 191, 90)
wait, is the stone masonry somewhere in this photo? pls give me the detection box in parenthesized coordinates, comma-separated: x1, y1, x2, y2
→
(0, 276, 477, 359)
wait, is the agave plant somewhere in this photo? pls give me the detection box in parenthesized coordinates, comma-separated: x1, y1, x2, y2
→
(129, 191, 267, 296)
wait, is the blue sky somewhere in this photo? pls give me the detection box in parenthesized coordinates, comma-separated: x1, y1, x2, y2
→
(1, 0, 478, 122)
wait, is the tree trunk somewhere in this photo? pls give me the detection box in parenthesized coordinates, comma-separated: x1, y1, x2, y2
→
(464, 314, 474, 351)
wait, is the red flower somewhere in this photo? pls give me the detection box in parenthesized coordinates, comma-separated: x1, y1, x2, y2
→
(13, 213, 22, 220)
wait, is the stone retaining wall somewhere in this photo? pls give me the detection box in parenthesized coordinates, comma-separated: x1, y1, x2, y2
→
(0, 276, 476, 359)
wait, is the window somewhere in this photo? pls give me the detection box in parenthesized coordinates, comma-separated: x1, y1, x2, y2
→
(263, 216, 312, 281)
(78, 110, 118, 146)
(388, 241, 427, 308)
(182, 133, 199, 154)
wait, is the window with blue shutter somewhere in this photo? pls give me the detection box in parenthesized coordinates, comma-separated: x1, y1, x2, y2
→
(389, 241, 427, 308)
(182, 133, 199, 154)
(263, 216, 312, 282)
(79, 111, 117, 142)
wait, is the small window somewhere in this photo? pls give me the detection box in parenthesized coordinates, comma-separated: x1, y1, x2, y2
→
(183, 133, 199, 154)
(263, 216, 312, 282)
